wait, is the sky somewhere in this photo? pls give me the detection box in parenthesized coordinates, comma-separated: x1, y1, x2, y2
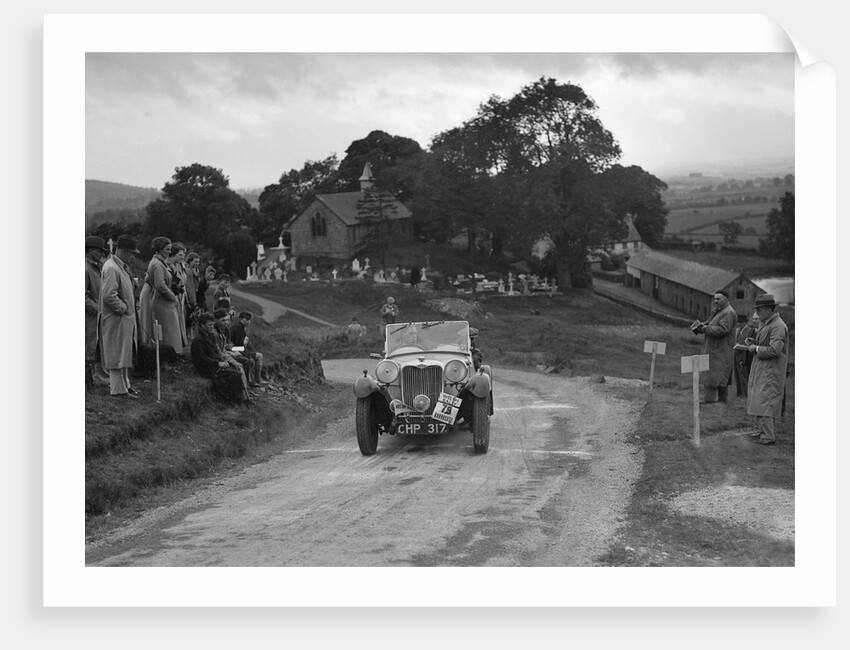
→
(85, 52, 795, 190)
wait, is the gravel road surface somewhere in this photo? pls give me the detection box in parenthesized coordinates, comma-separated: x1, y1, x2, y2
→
(86, 362, 643, 567)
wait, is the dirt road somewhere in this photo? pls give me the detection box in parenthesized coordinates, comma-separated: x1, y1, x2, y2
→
(86, 362, 643, 567)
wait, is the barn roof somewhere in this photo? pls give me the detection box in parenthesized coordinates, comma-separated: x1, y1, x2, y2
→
(625, 249, 747, 295)
(314, 191, 412, 226)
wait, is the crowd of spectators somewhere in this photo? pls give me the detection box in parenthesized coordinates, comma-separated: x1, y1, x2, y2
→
(86, 234, 266, 405)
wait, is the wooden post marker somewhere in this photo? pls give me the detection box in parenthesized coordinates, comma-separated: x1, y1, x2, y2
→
(154, 320, 163, 403)
(681, 354, 710, 446)
(643, 340, 667, 403)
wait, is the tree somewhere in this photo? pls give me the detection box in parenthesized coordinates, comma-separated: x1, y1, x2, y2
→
(256, 155, 342, 241)
(719, 220, 744, 244)
(356, 182, 399, 271)
(336, 130, 425, 203)
(760, 191, 794, 262)
(463, 77, 622, 287)
(599, 165, 669, 247)
(143, 163, 255, 275)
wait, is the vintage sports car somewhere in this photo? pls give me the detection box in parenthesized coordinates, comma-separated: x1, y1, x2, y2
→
(353, 320, 493, 455)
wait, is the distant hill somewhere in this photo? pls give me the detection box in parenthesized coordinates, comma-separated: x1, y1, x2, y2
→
(85, 180, 161, 228)
(86, 180, 262, 228)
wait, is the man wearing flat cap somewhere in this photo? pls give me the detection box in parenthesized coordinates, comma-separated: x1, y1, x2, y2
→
(691, 289, 737, 403)
(744, 293, 789, 445)
(99, 235, 141, 398)
(85, 235, 110, 386)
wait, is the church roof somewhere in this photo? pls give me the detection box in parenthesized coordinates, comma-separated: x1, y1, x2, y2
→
(314, 191, 412, 226)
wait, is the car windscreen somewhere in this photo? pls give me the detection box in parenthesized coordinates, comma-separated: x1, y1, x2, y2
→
(385, 321, 470, 355)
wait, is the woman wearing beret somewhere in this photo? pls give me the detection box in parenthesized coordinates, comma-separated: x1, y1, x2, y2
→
(166, 242, 189, 348)
(138, 236, 187, 357)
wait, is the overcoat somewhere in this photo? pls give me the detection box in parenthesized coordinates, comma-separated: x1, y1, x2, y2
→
(169, 260, 189, 344)
(138, 255, 186, 353)
(702, 303, 737, 387)
(746, 312, 789, 418)
(98, 255, 137, 369)
(85, 256, 102, 361)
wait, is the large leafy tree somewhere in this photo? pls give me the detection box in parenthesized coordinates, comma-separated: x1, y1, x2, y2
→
(256, 155, 343, 241)
(336, 130, 425, 203)
(599, 164, 669, 247)
(760, 191, 795, 262)
(143, 163, 255, 275)
(433, 77, 623, 287)
(417, 124, 496, 257)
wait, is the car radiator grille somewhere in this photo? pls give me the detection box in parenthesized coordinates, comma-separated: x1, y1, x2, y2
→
(401, 366, 443, 414)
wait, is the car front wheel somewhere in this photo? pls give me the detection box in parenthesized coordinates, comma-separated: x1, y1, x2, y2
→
(356, 397, 379, 456)
(470, 394, 490, 454)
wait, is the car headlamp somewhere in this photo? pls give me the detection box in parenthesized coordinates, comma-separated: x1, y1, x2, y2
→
(412, 394, 431, 413)
(375, 360, 400, 383)
(444, 359, 469, 383)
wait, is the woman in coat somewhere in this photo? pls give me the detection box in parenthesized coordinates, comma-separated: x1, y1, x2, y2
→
(166, 242, 189, 347)
(98, 235, 140, 397)
(746, 294, 789, 445)
(138, 236, 187, 356)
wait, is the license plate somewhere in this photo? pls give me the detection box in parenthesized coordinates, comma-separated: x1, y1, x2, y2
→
(396, 421, 447, 435)
(432, 392, 461, 425)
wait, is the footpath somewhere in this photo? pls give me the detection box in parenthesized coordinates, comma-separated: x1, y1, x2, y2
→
(227, 285, 339, 327)
(591, 278, 692, 326)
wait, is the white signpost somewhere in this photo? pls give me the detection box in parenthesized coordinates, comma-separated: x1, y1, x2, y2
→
(681, 354, 710, 446)
(153, 320, 163, 403)
(643, 340, 667, 403)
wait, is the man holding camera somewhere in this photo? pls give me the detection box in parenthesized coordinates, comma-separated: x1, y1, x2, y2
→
(691, 290, 737, 403)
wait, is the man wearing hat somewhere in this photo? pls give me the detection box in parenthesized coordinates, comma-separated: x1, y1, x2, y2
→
(380, 296, 400, 337)
(744, 293, 789, 445)
(85, 235, 110, 386)
(99, 235, 141, 398)
(691, 290, 737, 403)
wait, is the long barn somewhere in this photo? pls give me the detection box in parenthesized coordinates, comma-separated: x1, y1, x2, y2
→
(625, 249, 764, 321)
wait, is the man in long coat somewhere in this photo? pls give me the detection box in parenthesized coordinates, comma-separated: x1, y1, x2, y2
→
(85, 235, 110, 386)
(733, 311, 759, 397)
(99, 235, 141, 398)
(745, 293, 789, 445)
(692, 289, 737, 403)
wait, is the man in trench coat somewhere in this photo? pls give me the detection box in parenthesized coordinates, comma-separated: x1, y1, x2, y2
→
(85, 235, 110, 386)
(692, 289, 737, 403)
(745, 293, 789, 445)
(99, 235, 141, 398)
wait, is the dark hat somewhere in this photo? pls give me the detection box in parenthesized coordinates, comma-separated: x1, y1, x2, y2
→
(754, 293, 777, 309)
(714, 289, 729, 298)
(115, 234, 141, 254)
(469, 327, 479, 338)
(85, 235, 108, 253)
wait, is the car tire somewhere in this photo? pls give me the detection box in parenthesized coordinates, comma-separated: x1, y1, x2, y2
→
(471, 394, 490, 454)
(356, 397, 379, 456)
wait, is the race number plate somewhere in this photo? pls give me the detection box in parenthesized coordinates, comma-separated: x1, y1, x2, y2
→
(431, 392, 461, 425)
(396, 421, 448, 435)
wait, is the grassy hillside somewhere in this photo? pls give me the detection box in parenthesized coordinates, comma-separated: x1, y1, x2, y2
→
(86, 276, 796, 565)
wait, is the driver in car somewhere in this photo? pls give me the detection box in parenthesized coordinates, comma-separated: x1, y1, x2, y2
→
(469, 327, 482, 370)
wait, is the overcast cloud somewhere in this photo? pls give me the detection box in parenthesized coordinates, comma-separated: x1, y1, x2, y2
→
(85, 52, 795, 189)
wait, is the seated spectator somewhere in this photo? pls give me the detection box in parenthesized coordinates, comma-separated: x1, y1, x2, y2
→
(190, 312, 251, 403)
(346, 316, 366, 342)
(231, 311, 266, 386)
(213, 308, 258, 387)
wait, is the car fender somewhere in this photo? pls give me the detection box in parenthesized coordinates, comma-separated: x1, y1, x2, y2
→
(465, 369, 491, 398)
(353, 371, 382, 399)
